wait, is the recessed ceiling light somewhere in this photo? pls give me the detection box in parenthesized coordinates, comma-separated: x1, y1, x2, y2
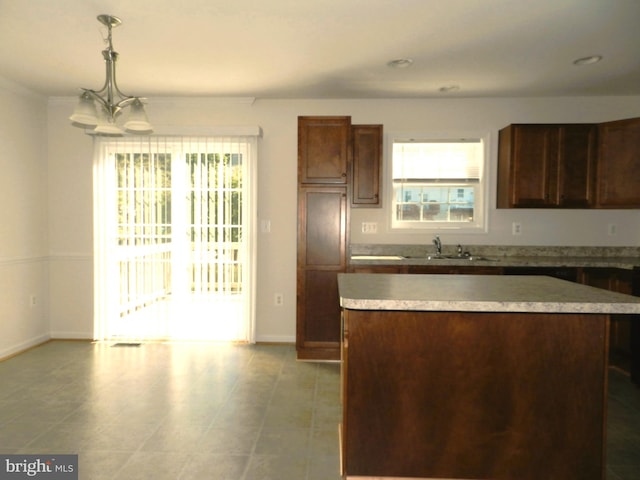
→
(387, 58, 414, 68)
(439, 84, 460, 93)
(573, 55, 603, 66)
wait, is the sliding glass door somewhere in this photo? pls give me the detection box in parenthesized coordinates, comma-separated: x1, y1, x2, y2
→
(93, 135, 257, 342)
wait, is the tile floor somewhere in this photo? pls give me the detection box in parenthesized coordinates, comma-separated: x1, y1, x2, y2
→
(0, 341, 638, 479)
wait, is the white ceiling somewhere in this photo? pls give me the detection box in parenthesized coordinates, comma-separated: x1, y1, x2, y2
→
(1, 0, 639, 99)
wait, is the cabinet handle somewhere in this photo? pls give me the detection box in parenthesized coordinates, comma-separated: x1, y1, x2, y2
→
(342, 173, 347, 177)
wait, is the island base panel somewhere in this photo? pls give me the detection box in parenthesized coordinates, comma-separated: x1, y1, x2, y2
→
(341, 310, 608, 480)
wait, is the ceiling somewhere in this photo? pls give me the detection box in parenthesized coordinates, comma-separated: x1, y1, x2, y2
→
(1, 0, 639, 99)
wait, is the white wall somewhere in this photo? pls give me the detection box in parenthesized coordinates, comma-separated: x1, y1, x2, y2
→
(0, 79, 49, 358)
(47, 99, 94, 340)
(349, 97, 640, 247)
(40, 95, 640, 345)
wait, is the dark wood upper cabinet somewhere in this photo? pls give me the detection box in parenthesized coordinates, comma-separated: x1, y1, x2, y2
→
(498, 124, 597, 208)
(597, 117, 640, 207)
(351, 124, 383, 207)
(558, 124, 597, 207)
(498, 124, 559, 207)
(298, 116, 351, 184)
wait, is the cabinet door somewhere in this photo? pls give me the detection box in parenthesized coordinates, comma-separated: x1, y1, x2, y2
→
(558, 125, 597, 207)
(298, 187, 348, 268)
(503, 266, 578, 282)
(297, 186, 347, 360)
(498, 125, 560, 207)
(579, 268, 633, 370)
(351, 124, 382, 207)
(296, 270, 344, 360)
(597, 117, 640, 207)
(298, 116, 351, 184)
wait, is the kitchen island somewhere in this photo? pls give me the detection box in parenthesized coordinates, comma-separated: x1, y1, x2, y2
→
(338, 273, 640, 480)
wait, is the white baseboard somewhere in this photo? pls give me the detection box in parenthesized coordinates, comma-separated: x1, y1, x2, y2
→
(50, 331, 93, 340)
(255, 334, 296, 344)
(0, 333, 51, 361)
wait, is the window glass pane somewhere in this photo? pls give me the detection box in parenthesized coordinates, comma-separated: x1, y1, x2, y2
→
(395, 185, 475, 222)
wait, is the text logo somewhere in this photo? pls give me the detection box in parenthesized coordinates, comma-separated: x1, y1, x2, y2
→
(0, 455, 78, 480)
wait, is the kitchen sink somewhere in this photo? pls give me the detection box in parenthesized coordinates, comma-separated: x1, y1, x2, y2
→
(427, 255, 498, 262)
(461, 256, 497, 261)
(350, 255, 405, 260)
(350, 254, 498, 262)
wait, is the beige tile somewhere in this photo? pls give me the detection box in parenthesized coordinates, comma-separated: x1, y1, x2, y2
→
(81, 422, 158, 452)
(254, 427, 310, 456)
(244, 454, 308, 480)
(77, 450, 133, 480)
(140, 423, 208, 452)
(198, 426, 260, 455)
(211, 401, 268, 428)
(308, 454, 342, 480)
(0, 419, 59, 450)
(263, 404, 313, 429)
(179, 454, 249, 480)
(115, 451, 190, 480)
(310, 427, 340, 457)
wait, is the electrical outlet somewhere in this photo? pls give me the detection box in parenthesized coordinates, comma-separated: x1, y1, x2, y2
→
(362, 222, 378, 234)
(512, 222, 522, 236)
(607, 224, 617, 236)
(274, 293, 284, 306)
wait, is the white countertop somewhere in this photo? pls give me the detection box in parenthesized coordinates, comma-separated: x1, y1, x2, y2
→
(338, 273, 640, 314)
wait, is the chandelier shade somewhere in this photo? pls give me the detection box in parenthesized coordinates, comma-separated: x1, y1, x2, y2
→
(69, 15, 152, 136)
(69, 92, 99, 128)
(94, 109, 127, 137)
(123, 98, 153, 134)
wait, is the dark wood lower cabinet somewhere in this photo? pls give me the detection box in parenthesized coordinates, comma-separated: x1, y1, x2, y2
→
(408, 265, 503, 275)
(579, 268, 633, 372)
(503, 265, 579, 282)
(341, 309, 609, 479)
(296, 269, 342, 360)
(297, 186, 347, 361)
(632, 268, 640, 384)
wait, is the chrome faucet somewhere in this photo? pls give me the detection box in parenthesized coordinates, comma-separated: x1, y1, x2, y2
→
(433, 235, 442, 256)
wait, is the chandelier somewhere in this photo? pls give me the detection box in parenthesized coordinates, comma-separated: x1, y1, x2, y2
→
(69, 15, 152, 136)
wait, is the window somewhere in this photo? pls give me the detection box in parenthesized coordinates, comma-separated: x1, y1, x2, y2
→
(391, 137, 486, 231)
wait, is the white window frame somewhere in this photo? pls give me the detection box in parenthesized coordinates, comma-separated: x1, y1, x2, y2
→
(388, 132, 489, 233)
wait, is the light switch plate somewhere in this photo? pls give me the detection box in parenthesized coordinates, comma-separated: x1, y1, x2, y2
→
(362, 222, 378, 234)
(512, 222, 522, 235)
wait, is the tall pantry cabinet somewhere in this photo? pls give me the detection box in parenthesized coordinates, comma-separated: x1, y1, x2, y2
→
(296, 116, 383, 360)
(297, 116, 351, 360)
